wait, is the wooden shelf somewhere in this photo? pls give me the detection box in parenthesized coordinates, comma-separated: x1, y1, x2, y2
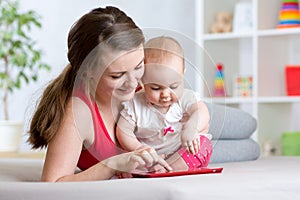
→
(203, 32, 252, 40)
(196, 0, 300, 153)
(205, 96, 300, 104)
(0, 151, 45, 159)
(258, 96, 300, 103)
(258, 28, 300, 37)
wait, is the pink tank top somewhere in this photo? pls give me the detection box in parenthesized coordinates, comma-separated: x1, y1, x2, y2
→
(75, 90, 124, 170)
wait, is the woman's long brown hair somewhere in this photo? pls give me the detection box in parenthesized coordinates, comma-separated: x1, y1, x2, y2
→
(28, 6, 144, 149)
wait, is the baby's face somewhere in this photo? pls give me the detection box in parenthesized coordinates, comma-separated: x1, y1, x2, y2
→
(142, 55, 184, 110)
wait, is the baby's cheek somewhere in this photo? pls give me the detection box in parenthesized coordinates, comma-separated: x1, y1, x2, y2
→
(173, 88, 184, 100)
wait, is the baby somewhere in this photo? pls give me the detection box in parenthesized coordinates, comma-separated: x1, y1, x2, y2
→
(116, 36, 212, 171)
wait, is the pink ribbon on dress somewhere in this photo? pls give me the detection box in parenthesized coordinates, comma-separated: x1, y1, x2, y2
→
(163, 126, 174, 136)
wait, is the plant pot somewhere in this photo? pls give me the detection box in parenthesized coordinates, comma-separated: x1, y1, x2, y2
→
(0, 121, 23, 152)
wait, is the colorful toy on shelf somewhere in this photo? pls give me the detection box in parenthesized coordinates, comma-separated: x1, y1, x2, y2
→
(213, 63, 226, 97)
(277, 0, 300, 29)
(285, 65, 300, 95)
(233, 75, 253, 97)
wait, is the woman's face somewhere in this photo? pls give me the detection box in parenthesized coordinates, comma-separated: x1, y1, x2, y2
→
(96, 45, 144, 104)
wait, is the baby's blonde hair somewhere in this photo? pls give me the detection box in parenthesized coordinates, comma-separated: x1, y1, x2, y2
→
(144, 36, 184, 73)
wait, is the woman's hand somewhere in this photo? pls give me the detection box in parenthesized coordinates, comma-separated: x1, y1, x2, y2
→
(101, 147, 172, 176)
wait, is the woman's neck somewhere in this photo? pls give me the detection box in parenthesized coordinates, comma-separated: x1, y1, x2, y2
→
(97, 99, 122, 120)
(96, 93, 122, 115)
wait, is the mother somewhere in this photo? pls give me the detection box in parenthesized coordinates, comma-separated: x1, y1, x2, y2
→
(28, 6, 171, 182)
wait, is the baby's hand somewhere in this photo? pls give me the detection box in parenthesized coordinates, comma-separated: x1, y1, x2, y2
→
(181, 133, 200, 155)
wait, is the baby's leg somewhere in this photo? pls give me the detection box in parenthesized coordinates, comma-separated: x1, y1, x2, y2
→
(166, 135, 213, 171)
(166, 152, 189, 171)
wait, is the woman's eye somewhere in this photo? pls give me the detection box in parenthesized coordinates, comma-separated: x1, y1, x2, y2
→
(135, 64, 143, 70)
(111, 74, 123, 79)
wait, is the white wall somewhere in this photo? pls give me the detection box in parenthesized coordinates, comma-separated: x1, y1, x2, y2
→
(7, 0, 196, 150)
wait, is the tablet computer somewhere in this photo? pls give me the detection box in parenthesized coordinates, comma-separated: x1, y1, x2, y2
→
(131, 167, 223, 178)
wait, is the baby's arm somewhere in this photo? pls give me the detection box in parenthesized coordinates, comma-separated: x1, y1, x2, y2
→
(117, 116, 173, 172)
(181, 101, 210, 154)
(116, 116, 146, 151)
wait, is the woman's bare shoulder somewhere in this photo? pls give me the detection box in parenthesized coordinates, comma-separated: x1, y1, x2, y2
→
(66, 97, 94, 144)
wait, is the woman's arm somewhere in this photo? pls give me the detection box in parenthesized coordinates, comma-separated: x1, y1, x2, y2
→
(41, 98, 118, 181)
(41, 98, 171, 181)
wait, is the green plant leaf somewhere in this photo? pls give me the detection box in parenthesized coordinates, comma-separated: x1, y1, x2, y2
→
(0, 0, 52, 120)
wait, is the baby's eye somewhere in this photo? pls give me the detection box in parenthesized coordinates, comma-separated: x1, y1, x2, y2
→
(151, 86, 160, 90)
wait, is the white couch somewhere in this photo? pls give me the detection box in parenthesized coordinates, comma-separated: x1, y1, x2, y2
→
(1, 156, 299, 200)
(0, 104, 271, 199)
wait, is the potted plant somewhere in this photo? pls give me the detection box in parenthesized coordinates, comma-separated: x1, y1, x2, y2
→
(0, 0, 50, 151)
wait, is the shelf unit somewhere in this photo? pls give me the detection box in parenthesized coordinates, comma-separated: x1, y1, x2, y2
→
(195, 0, 300, 154)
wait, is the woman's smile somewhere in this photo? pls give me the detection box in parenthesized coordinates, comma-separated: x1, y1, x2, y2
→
(118, 87, 135, 94)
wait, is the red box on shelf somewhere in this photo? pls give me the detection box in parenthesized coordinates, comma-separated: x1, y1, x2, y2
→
(285, 66, 300, 96)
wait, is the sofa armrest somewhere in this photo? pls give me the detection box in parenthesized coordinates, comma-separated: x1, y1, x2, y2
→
(205, 103, 257, 140)
(210, 138, 260, 163)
